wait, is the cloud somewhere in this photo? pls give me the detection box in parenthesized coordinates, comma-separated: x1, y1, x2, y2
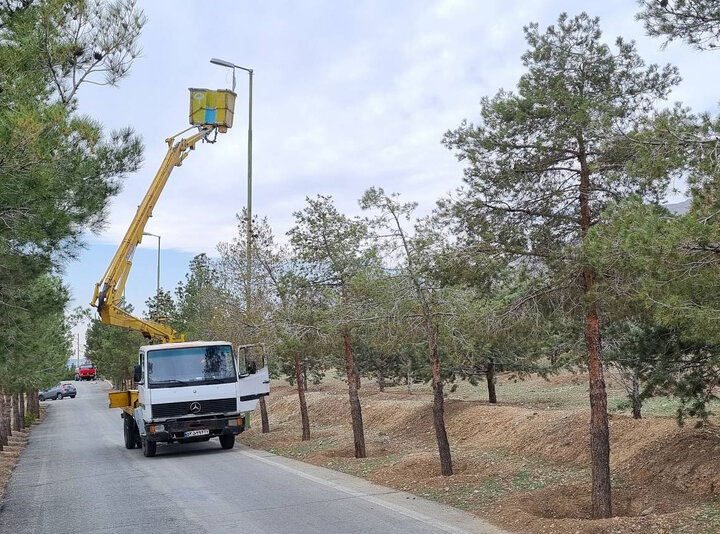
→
(73, 0, 719, 264)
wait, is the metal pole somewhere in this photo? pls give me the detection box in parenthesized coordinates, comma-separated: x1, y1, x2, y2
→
(143, 232, 161, 297)
(246, 70, 253, 315)
(156, 234, 161, 296)
(77, 331, 80, 369)
(209, 59, 253, 316)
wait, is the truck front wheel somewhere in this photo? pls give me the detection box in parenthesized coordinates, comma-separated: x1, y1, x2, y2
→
(219, 435, 235, 450)
(142, 437, 157, 457)
(123, 416, 136, 449)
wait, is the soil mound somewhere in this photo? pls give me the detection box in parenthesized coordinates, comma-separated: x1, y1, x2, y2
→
(515, 484, 695, 520)
(621, 425, 720, 497)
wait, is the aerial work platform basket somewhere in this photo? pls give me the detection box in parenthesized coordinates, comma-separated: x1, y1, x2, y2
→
(189, 88, 236, 131)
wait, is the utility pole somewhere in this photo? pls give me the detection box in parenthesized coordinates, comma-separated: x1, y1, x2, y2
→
(246, 69, 253, 316)
(142, 231, 161, 296)
(209, 58, 254, 313)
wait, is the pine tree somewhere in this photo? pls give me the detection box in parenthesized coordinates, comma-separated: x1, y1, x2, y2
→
(638, 0, 720, 51)
(289, 195, 376, 458)
(442, 13, 680, 518)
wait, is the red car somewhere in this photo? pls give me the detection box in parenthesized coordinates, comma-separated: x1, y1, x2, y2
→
(75, 364, 97, 381)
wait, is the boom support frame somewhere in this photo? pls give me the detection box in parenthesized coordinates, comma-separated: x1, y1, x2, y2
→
(91, 125, 218, 343)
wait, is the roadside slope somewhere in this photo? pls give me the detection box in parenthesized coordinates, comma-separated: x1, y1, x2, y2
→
(241, 378, 720, 534)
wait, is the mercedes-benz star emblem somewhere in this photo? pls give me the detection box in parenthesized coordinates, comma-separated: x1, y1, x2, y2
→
(189, 402, 201, 414)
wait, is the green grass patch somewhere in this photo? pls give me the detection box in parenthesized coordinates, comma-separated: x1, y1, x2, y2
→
(327, 454, 401, 478)
(511, 470, 548, 491)
(267, 437, 339, 459)
(421, 471, 551, 511)
(672, 501, 720, 534)
(422, 478, 507, 510)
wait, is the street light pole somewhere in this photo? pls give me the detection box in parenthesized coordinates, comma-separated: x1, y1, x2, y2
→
(210, 58, 254, 314)
(246, 69, 253, 315)
(142, 231, 161, 296)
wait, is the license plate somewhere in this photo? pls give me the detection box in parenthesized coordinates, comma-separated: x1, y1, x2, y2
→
(184, 429, 209, 437)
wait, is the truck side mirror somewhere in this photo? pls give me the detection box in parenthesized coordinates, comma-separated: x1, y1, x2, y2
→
(247, 360, 257, 375)
(133, 364, 142, 384)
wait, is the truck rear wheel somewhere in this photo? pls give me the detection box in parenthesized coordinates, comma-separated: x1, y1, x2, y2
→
(123, 416, 136, 449)
(142, 437, 156, 457)
(219, 435, 235, 450)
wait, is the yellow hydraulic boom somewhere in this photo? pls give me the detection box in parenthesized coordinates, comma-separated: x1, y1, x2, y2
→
(91, 125, 219, 343)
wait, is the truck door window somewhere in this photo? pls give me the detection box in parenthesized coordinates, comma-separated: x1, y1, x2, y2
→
(239, 346, 266, 375)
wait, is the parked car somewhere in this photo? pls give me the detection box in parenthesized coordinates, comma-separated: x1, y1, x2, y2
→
(75, 364, 97, 381)
(39, 383, 76, 401)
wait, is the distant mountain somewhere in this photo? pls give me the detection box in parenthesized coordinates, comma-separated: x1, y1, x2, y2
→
(665, 199, 691, 215)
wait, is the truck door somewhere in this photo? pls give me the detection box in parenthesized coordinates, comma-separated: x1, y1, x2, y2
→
(236, 344, 270, 413)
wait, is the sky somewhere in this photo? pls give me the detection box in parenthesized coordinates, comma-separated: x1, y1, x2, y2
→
(63, 0, 720, 353)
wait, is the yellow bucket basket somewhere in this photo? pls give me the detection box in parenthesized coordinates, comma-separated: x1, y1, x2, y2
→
(189, 88, 236, 130)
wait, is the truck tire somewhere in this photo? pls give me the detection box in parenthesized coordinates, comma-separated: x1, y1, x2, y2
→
(219, 435, 235, 450)
(142, 437, 156, 457)
(123, 416, 136, 449)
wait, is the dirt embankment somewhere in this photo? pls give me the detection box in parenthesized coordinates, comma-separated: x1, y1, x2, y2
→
(0, 426, 36, 503)
(242, 380, 720, 534)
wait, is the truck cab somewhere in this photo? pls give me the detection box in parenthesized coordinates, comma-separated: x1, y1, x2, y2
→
(76, 364, 97, 381)
(116, 340, 269, 457)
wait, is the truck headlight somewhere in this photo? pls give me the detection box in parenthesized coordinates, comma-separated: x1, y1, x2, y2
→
(149, 424, 164, 433)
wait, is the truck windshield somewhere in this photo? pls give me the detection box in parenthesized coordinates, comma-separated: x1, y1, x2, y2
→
(147, 345, 236, 388)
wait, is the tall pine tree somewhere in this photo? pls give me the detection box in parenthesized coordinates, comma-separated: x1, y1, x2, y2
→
(442, 13, 679, 518)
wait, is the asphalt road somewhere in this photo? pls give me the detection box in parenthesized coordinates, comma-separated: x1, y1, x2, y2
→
(0, 380, 505, 534)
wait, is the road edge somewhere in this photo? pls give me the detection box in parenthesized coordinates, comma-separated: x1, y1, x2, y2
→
(0, 407, 45, 507)
(236, 444, 510, 534)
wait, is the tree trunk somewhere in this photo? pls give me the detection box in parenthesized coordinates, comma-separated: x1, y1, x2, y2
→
(631, 370, 642, 420)
(294, 356, 311, 441)
(377, 355, 386, 392)
(486, 358, 498, 404)
(579, 145, 612, 519)
(259, 396, 270, 434)
(354, 362, 361, 389)
(25, 391, 32, 421)
(0, 392, 6, 448)
(12, 393, 21, 432)
(585, 294, 612, 519)
(3, 393, 11, 439)
(31, 391, 39, 418)
(18, 392, 25, 430)
(406, 360, 412, 393)
(427, 322, 453, 476)
(302, 362, 308, 392)
(343, 330, 366, 458)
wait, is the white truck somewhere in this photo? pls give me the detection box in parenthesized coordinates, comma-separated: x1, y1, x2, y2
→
(112, 341, 269, 457)
(96, 86, 270, 457)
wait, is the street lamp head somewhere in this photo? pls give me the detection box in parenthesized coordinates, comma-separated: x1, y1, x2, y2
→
(210, 58, 235, 69)
(142, 231, 159, 238)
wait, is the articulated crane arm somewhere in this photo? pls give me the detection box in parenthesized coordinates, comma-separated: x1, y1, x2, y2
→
(91, 125, 218, 343)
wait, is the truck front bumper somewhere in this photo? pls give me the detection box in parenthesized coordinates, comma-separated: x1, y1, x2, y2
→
(145, 415, 245, 443)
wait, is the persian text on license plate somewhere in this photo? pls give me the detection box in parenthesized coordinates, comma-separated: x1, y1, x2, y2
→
(184, 429, 210, 437)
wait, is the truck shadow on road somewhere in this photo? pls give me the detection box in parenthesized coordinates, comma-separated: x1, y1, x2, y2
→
(132, 441, 237, 460)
